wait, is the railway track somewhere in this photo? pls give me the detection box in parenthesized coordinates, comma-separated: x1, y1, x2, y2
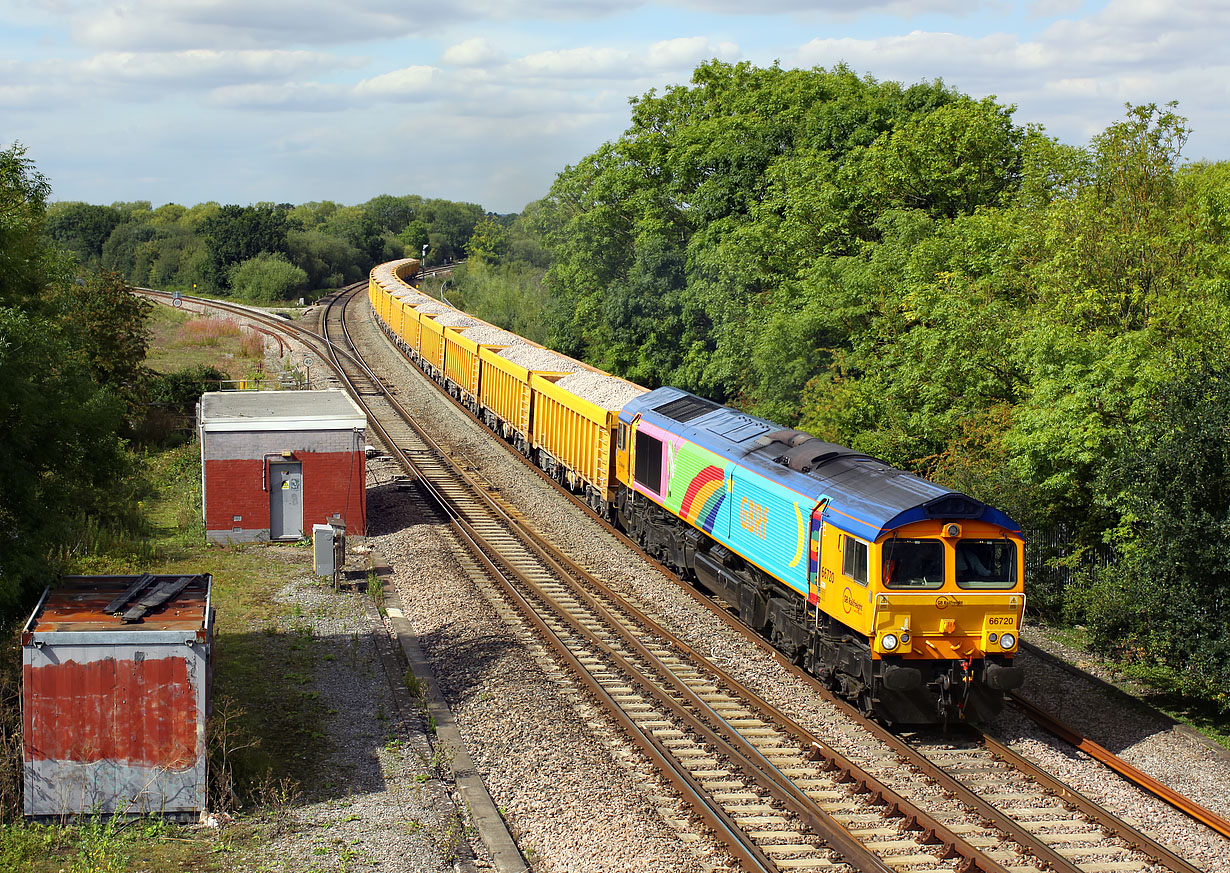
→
(136, 283, 1225, 872)
(322, 286, 987, 872)
(327, 286, 1221, 873)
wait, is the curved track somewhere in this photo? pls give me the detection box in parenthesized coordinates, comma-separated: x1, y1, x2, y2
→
(137, 283, 1226, 872)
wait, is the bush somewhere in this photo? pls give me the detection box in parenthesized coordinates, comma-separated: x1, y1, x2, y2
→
(228, 252, 308, 303)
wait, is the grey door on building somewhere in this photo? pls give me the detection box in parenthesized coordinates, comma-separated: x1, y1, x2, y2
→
(270, 462, 303, 540)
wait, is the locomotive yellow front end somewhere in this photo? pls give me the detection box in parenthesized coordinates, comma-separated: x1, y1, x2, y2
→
(866, 519, 1025, 722)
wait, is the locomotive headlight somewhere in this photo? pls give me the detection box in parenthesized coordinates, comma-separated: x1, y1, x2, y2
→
(881, 633, 899, 651)
(999, 632, 1016, 650)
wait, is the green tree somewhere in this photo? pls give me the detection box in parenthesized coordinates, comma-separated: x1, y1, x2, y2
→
(0, 145, 137, 625)
(398, 219, 429, 254)
(860, 97, 1026, 219)
(44, 202, 124, 266)
(287, 229, 364, 289)
(0, 143, 54, 306)
(421, 199, 484, 261)
(465, 216, 510, 264)
(53, 270, 154, 421)
(364, 194, 420, 233)
(1081, 351, 1230, 712)
(228, 252, 309, 302)
(199, 204, 292, 290)
(322, 206, 390, 263)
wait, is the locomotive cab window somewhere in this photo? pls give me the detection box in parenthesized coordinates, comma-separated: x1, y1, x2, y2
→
(842, 535, 869, 586)
(634, 429, 663, 493)
(617, 422, 626, 451)
(955, 539, 1016, 589)
(882, 538, 944, 589)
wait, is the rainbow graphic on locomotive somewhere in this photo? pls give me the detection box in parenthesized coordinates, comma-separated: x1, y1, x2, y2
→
(369, 259, 1026, 723)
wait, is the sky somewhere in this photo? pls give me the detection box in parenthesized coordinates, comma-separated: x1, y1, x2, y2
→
(3, 0, 1227, 215)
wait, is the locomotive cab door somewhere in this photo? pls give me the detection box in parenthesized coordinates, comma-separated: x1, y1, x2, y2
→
(807, 499, 830, 626)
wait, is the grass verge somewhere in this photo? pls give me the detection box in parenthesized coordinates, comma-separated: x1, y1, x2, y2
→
(0, 440, 336, 871)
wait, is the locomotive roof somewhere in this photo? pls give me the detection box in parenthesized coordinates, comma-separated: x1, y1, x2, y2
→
(621, 387, 1019, 541)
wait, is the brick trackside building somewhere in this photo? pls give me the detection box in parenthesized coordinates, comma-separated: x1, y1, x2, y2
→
(197, 390, 366, 543)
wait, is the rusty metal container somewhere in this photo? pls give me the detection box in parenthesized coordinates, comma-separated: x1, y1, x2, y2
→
(21, 574, 214, 820)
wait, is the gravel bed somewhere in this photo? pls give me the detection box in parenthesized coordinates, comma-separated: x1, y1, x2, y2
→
(247, 549, 464, 873)
(366, 459, 716, 873)
(552, 371, 646, 410)
(414, 302, 455, 315)
(496, 345, 583, 373)
(356, 295, 1229, 873)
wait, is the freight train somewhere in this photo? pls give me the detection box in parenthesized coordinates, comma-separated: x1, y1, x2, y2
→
(369, 259, 1026, 723)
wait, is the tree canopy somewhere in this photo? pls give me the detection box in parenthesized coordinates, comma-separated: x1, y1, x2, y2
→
(43, 193, 491, 300)
(520, 64, 1230, 709)
(0, 144, 142, 625)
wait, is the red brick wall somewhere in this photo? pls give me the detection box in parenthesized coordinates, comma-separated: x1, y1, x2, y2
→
(301, 449, 366, 536)
(204, 451, 365, 537)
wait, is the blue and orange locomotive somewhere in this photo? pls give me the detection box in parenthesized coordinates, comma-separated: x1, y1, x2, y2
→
(369, 260, 1026, 723)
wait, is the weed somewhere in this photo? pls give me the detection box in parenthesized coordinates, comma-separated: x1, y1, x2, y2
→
(0, 661, 22, 822)
(207, 696, 261, 813)
(178, 317, 243, 347)
(403, 670, 425, 699)
(421, 807, 476, 864)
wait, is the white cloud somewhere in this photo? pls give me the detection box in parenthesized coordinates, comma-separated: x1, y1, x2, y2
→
(354, 66, 439, 101)
(791, 0, 1230, 159)
(441, 38, 505, 68)
(209, 81, 349, 111)
(1028, 0, 1082, 16)
(69, 0, 432, 50)
(509, 47, 634, 80)
(78, 49, 346, 85)
(505, 37, 741, 82)
(646, 36, 739, 69)
(673, 0, 977, 14)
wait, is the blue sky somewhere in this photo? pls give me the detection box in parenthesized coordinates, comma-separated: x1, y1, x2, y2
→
(3, 0, 1226, 214)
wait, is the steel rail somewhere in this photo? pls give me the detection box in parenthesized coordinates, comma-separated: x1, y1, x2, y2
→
(320, 289, 788, 872)
(333, 288, 1033, 873)
(456, 513, 785, 873)
(1009, 692, 1230, 843)
(142, 283, 1223, 873)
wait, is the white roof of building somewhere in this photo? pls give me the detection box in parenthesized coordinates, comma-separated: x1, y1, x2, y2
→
(199, 389, 366, 432)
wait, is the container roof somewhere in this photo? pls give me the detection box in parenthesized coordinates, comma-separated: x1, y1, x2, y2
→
(199, 389, 365, 431)
(23, 575, 213, 638)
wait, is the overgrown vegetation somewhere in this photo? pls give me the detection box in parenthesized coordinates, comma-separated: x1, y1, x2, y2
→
(0, 151, 351, 864)
(0, 389, 336, 871)
(450, 64, 1230, 721)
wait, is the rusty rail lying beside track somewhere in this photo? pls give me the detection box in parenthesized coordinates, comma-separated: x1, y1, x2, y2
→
(1010, 692, 1230, 841)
